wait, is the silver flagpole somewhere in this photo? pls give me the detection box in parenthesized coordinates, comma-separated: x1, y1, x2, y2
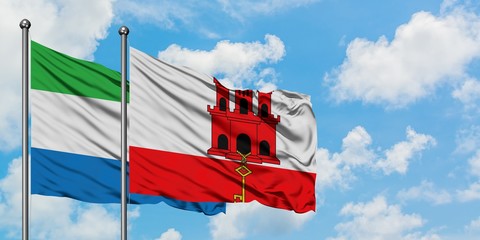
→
(20, 19, 31, 240)
(119, 25, 129, 240)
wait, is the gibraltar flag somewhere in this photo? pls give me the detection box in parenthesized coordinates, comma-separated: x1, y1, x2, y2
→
(129, 47, 317, 213)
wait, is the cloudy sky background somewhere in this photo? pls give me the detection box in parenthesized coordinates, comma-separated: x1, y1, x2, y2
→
(1, 0, 480, 239)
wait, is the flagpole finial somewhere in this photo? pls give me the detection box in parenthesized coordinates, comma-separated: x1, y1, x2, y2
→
(119, 26, 129, 36)
(19, 19, 31, 29)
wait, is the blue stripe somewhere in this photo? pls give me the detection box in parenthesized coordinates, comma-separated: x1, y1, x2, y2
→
(31, 147, 225, 215)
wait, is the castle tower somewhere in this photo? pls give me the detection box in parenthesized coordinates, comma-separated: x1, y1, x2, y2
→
(207, 78, 231, 156)
(257, 92, 280, 162)
(207, 79, 280, 165)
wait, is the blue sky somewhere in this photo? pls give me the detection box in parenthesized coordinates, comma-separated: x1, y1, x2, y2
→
(1, 0, 480, 239)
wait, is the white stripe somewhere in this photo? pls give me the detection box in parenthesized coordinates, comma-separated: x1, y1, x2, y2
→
(129, 48, 214, 156)
(130, 48, 316, 173)
(31, 90, 120, 160)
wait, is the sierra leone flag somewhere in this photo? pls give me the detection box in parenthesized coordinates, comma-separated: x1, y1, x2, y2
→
(30, 41, 225, 215)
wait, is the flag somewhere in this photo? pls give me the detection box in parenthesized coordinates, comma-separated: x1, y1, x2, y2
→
(30, 41, 225, 215)
(129, 47, 317, 213)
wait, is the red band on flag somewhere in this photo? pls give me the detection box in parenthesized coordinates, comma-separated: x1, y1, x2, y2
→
(130, 146, 316, 213)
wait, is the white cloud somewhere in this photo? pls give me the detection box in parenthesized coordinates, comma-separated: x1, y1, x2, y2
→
(456, 149, 480, 202)
(315, 148, 353, 190)
(0, 158, 23, 232)
(326, 7, 480, 108)
(11, 0, 114, 60)
(452, 78, 480, 111)
(208, 202, 314, 240)
(128, 206, 141, 219)
(457, 182, 480, 202)
(339, 126, 376, 167)
(397, 180, 452, 205)
(468, 150, 480, 178)
(0, 158, 120, 239)
(316, 126, 375, 190)
(217, 0, 319, 21)
(155, 228, 182, 240)
(465, 216, 480, 233)
(316, 126, 436, 190)
(36, 203, 119, 240)
(328, 196, 432, 240)
(455, 125, 480, 154)
(375, 127, 436, 175)
(440, 0, 460, 13)
(0, 0, 115, 151)
(158, 34, 285, 90)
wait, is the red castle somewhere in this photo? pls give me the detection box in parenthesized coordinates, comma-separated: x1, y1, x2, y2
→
(207, 78, 281, 165)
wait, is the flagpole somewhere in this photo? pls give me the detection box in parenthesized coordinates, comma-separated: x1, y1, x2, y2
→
(119, 25, 129, 240)
(20, 18, 31, 240)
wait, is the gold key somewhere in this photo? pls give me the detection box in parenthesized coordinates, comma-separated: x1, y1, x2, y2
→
(233, 151, 252, 203)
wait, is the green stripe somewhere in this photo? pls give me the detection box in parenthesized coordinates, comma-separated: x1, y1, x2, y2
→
(31, 41, 127, 102)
